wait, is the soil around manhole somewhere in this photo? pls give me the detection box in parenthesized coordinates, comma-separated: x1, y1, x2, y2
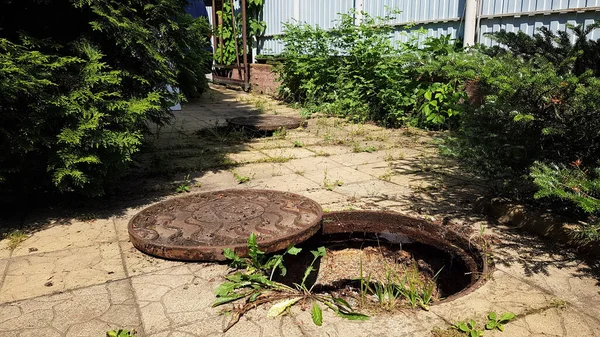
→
(128, 189, 323, 261)
(227, 115, 304, 131)
(275, 211, 489, 308)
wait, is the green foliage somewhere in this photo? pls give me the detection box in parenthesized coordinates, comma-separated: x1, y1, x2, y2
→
(0, 0, 211, 196)
(453, 320, 484, 337)
(215, 0, 266, 66)
(452, 53, 600, 181)
(484, 22, 600, 76)
(216, 235, 367, 331)
(175, 174, 191, 193)
(276, 10, 466, 128)
(107, 329, 136, 337)
(531, 162, 600, 241)
(485, 312, 516, 332)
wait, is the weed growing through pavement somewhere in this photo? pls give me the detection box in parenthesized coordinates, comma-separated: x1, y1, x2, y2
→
(272, 127, 287, 139)
(233, 171, 252, 184)
(251, 156, 295, 164)
(175, 174, 192, 193)
(323, 169, 343, 190)
(5, 230, 28, 250)
(214, 234, 368, 332)
(106, 329, 136, 337)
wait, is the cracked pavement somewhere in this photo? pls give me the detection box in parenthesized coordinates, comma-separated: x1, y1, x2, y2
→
(1, 87, 599, 336)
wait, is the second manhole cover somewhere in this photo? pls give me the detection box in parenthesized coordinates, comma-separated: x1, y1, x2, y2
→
(227, 115, 304, 131)
(129, 189, 323, 261)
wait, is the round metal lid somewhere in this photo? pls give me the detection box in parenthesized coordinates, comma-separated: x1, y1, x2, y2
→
(128, 189, 323, 261)
(227, 115, 304, 131)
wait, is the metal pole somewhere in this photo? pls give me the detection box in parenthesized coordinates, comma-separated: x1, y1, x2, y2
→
(212, 0, 218, 68)
(463, 0, 478, 47)
(230, 0, 242, 79)
(242, 0, 249, 90)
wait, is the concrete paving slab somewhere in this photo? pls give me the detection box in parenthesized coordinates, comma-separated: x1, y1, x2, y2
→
(131, 265, 228, 335)
(249, 173, 322, 193)
(431, 270, 555, 324)
(193, 170, 240, 191)
(0, 242, 125, 303)
(328, 152, 388, 167)
(120, 241, 184, 277)
(335, 180, 412, 200)
(301, 166, 374, 187)
(0, 246, 9, 260)
(297, 189, 348, 206)
(225, 151, 270, 164)
(11, 218, 116, 257)
(230, 162, 294, 181)
(0, 280, 141, 336)
(283, 157, 343, 173)
(304, 145, 351, 156)
(260, 147, 316, 160)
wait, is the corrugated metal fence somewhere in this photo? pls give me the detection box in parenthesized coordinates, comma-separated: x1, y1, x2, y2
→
(256, 0, 600, 55)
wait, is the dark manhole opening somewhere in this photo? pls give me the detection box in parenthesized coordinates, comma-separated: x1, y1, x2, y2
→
(274, 211, 488, 307)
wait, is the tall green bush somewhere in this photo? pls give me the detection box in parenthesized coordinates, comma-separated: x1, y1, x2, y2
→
(276, 11, 466, 128)
(451, 54, 600, 180)
(0, 0, 211, 196)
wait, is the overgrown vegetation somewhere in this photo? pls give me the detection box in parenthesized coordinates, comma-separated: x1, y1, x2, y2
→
(433, 312, 515, 337)
(214, 0, 265, 66)
(0, 0, 211, 197)
(276, 10, 466, 129)
(275, 9, 600, 243)
(214, 233, 368, 332)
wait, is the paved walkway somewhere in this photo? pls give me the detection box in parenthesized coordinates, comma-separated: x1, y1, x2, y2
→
(0, 87, 599, 336)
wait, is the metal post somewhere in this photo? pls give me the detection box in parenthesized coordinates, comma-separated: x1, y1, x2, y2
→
(242, 0, 249, 90)
(230, 0, 242, 79)
(212, 0, 218, 68)
(463, 0, 478, 47)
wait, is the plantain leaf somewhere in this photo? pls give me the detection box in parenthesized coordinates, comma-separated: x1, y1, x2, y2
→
(266, 297, 301, 317)
(311, 302, 323, 326)
(213, 293, 246, 307)
(500, 312, 515, 322)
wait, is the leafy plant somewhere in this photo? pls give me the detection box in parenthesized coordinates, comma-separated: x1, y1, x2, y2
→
(175, 174, 192, 193)
(293, 140, 304, 148)
(0, 0, 211, 197)
(485, 312, 515, 332)
(214, 0, 266, 66)
(4, 230, 28, 250)
(453, 319, 484, 337)
(107, 329, 136, 337)
(233, 172, 251, 184)
(531, 161, 600, 241)
(215, 234, 368, 331)
(276, 10, 466, 128)
(484, 22, 600, 76)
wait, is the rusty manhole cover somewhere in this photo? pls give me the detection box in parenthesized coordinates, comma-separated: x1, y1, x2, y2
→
(128, 189, 323, 261)
(227, 115, 304, 131)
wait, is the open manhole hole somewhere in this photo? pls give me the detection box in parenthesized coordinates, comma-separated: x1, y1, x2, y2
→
(227, 115, 304, 131)
(274, 211, 488, 307)
(128, 189, 322, 261)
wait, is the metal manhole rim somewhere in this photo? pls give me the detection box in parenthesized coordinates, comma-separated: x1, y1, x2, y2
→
(321, 210, 491, 305)
(128, 189, 323, 261)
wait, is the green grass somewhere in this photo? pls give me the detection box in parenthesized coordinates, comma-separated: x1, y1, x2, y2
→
(5, 230, 28, 250)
